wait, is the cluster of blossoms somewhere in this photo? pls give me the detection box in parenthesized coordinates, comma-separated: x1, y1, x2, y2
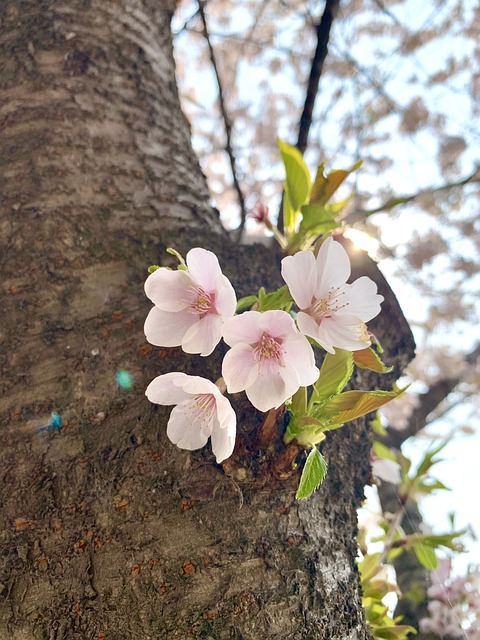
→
(420, 559, 480, 639)
(144, 239, 383, 463)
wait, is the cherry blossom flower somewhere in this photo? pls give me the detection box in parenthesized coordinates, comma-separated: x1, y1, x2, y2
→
(281, 237, 384, 353)
(144, 248, 236, 357)
(145, 372, 236, 463)
(222, 310, 319, 412)
(370, 452, 401, 484)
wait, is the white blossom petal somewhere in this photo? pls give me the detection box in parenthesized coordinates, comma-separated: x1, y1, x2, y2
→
(340, 277, 384, 322)
(317, 317, 370, 352)
(281, 250, 316, 309)
(222, 311, 264, 346)
(222, 344, 259, 393)
(246, 362, 299, 411)
(215, 275, 237, 319)
(282, 335, 319, 387)
(144, 306, 198, 347)
(167, 401, 212, 450)
(145, 268, 196, 311)
(186, 247, 223, 291)
(315, 237, 351, 297)
(210, 396, 236, 463)
(181, 313, 223, 356)
(261, 309, 298, 338)
(145, 372, 191, 405)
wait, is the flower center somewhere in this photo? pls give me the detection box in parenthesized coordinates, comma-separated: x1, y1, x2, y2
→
(253, 333, 284, 364)
(311, 287, 348, 322)
(191, 393, 216, 426)
(188, 286, 216, 316)
(356, 323, 370, 343)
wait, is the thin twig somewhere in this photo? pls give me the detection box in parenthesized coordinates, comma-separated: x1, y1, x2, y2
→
(197, 0, 248, 242)
(345, 166, 480, 225)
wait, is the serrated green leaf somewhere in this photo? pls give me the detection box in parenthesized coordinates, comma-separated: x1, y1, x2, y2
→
(310, 349, 354, 406)
(354, 348, 393, 374)
(295, 448, 328, 499)
(413, 543, 437, 570)
(236, 295, 258, 312)
(319, 387, 407, 424)
(278, 139, 311, 212)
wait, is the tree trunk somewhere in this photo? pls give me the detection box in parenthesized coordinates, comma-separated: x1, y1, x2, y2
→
(0, 2, 415, 638)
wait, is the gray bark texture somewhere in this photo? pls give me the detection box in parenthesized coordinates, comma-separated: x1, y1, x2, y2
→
(0, 1, 415, 638)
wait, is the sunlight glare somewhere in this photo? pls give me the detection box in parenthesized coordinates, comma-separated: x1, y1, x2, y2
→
(344, 228, 379, 258)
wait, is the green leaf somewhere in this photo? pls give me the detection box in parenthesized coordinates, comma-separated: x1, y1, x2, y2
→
(319, 387, 407, 424)
(370, 413, 387, 437)
(283, 190, 296, 233)
(236, 295, 258, 312)
(278, 139, 311, 212)
(358, 552, 382, 583)
(415, 440, 449, 478)
(310, 160, 362, 206)
(147, 265, 161, 273)
(373, 626, 417, 639)
(257, 285, 293, 311)
(295, 448, 328, 499)
(299, 203, 337, 229)
(310, 349, 354, 406)
(354, 348, 393, 374)
(413, 544, 437, 570)
(373, 441, 397, 463)
(166, 247, 187, 268)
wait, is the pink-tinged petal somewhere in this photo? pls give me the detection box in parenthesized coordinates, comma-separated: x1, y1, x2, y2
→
(297, 311, 335, 353)
(145, 372, 191, 405)
(210, 396, 236, 463)
(144, 306, 197, 347)
(246, 362, 299, 411)
(181, 376, 219, 396)
(261, 309, 297, 339)
(281, 250, 316, 309)
(181, 313, 223, 356)
(222, 344, 258, 393)
(222, 311, 263, 347)
(145, 268, 196, 311)
(167, 401, 212, 450)
(186, 248, 223, 292)
(282, 335, 319, 387)
(315, 237, 351, 297)
(340, 277, 383, 322)
(215, 275, 237, 319)
(318, 317, 370, 352)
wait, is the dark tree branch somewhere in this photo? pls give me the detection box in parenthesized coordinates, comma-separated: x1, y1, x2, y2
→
(296, 0, 341, 154)
(278, 0, 341, 233)
(197, 0, 248, 240)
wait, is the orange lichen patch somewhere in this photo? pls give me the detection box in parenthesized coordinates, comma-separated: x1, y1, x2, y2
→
(11, 408, 22, 420)
(201, 557, 210, 568)
(149, 559, 158, 569)
(203, 609, 219, 621)
(234, 591, 256, 614)
(94, 538, 102, 548)
(73, 539, 87, 552)
(131, 564, 141, 576)
(159, 582, 168, 593)
(77, 501, 87, 511)
(97, 633, 106, 640)
(137, 343, 153, 357)
(72, 603, 81, 615)
(35, 556, 49, 569)
(53, 520, 63, 534)
(156, 349, 169, 359)
(287, 534, 303, 546)
(14, 517, 36, 530)
(113, 496, 129, 510)
(152, 452, 161, 461)
(181, 561, 196, 575)
(8, 285, 19, 294)
(179, 498, 194, 511)
(101, 328, 110, 340)
(112, 310, 123, 320)
(78, 455, 93, 464)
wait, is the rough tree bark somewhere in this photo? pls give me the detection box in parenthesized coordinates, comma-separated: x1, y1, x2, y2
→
(0, 1, 415, 638)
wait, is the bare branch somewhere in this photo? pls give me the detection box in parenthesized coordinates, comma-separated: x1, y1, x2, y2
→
(345, 166, 480, 224)
(383, 343, 480, 448)
(197, 0, 247, 240)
